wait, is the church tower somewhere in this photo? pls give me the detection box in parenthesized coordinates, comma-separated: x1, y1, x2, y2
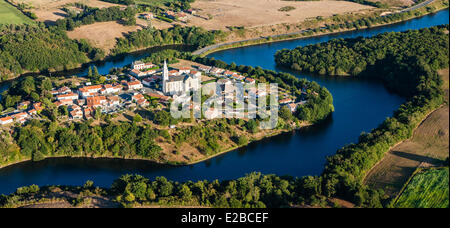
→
(162, 60, 169, 94)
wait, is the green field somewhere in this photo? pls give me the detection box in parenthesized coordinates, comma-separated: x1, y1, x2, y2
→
(394, 168, 449, 208)
(0, 0, 33, 25)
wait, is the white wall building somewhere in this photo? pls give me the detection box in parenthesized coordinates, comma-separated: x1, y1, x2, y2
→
(162, 60, 200, 95)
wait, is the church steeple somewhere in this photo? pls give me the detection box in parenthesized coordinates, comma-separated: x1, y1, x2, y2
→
(163, 60, 169, 94)
(163, 60, 169, 81)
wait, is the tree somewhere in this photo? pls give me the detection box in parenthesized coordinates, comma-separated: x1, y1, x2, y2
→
(95, 107, 102, 121)
(279, 106, 293, 121)
(133, 114, 143, 123)
(155, 177, 173, 197)
(87, 66, 93, 79)
(245, 120, 258, 133)
(236, 135, 248, 146)
(40, 77, 53, 91)
(179, 184, 192, 201)
(59, 105, 68, 116)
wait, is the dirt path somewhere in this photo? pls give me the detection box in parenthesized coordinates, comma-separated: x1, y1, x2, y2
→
(364, 68, 449, 197)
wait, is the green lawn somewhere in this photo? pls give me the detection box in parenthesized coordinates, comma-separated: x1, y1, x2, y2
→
(0, 0, 33, 25)
(394, 167, 449, 208)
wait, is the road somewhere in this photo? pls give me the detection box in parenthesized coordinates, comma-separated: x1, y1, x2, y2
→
(400, 0, 435, 13)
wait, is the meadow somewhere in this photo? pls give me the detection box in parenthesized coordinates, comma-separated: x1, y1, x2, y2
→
(0, 0, 33, 24)
(394, 168, 449, 208)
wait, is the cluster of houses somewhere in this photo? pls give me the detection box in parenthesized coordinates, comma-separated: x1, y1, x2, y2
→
(196, 65, 256, 84)
(139, 8, 197, 23)
(124, 60, 300, 114)
(0, 102, 43, 125)
(164, 11, 189, 22)
(1, 59, 308, 126)
(0, 77, 153, 125)
(51, 79, 151, 120)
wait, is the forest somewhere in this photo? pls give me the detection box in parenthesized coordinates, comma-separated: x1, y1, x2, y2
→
(0, 11, 220, 80)
(55, 4, 137, 31)
(275, 25, 449, 96)
(0, 24, 99, 81)
(0, 172, 328, 208)
(1, 119, 166, 164)
(109, 172, 323, 207)
(112, 26, 224, 55)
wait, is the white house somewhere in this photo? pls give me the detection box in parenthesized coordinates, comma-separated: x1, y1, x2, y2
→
(210, 67, 225, 76)
(197, 65, 211, 73)
(12, 112, 29, 124)
(129, 69, 146, 77)
(126, 80, 143, 90)
(132, 61, 154, 70)
(245, 77, 256, 84)
(78, 85, 103, 98)
(178, 67, 191, 74)
(100, 84, 122, 94)
(56, 93, 79, 101)
(190, 70, 202, 78)
(0, 116, 13, 125)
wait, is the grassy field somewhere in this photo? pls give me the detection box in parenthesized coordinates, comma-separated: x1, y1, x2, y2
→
(0, 0, 34, 24)
(393, 168, 449, 208)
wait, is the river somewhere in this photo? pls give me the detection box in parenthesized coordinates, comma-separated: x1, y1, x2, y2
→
(0, 9, 448, 195)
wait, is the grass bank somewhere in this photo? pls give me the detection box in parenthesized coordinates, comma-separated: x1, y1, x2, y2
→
(0, 0, 34, 25)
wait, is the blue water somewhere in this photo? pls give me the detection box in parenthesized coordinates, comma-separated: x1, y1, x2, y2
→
(0, 9, 448, 194)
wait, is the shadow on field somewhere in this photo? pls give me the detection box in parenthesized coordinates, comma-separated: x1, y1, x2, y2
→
(391, 151, 443, 165)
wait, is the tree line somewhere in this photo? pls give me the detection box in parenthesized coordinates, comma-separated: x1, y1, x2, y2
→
(100, 0, 135, 5)
(13, 120, 166, 163)
(112, 26, 225, 55)
(275, 25, 449, 96)
(0, 23, 105, 82)
(55, 4, 137, 31)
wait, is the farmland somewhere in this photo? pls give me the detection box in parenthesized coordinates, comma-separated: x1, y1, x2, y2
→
(0, 0, 34, 24)
(393, 168, 449, 208)
(10, 0, 119, 23)
(364, 68, 449, 197)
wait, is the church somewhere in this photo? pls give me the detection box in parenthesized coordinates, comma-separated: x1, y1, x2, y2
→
(162, 60, 200, 95)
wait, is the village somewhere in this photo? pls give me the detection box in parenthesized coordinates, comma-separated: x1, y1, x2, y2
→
(0, 58, 306, 126)
(138, 8, 197, 24)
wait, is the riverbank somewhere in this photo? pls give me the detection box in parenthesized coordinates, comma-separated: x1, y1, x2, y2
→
(0, 120, 310, 170)
(0, 44, 194, 86)
(193, 0, 449, 56)
(364, 68, 449, 198)
(185, 123, 311, 166)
